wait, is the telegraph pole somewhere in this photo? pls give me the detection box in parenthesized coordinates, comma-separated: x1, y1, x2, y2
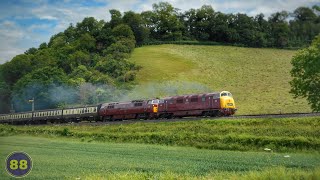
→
(29, 97, 34, 111)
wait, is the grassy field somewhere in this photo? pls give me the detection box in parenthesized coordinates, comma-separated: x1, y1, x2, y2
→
(0, 136, 319, 179)
(1, 116, 319, 152)
(128, 45, 311, 115)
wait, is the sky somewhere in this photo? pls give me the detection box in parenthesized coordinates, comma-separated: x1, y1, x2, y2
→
(0, 0, 319, 64)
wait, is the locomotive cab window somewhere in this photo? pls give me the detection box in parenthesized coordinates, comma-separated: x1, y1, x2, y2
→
(221, 92, 228, 97)
(177, 98, 183, 103)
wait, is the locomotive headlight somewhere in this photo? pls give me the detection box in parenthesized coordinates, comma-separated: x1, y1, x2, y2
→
(153, 104, 158, 113)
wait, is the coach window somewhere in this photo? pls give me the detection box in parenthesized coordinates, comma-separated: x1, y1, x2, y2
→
(191, 96, 198, 103)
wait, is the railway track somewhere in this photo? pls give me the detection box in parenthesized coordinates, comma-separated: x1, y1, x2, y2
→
(2, 112, 319, 126)
(57, 112, 320, 126)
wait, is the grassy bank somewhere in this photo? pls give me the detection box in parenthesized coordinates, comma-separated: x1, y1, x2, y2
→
(0, 136, 319, 179)
(129, 45, 311, 115)
(1, 116, 319, 152)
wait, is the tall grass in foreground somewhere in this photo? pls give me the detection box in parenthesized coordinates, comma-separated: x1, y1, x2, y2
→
(82, 167, 320, 180)
(1, 117, 319, 153)
(1, 136, 319, 179)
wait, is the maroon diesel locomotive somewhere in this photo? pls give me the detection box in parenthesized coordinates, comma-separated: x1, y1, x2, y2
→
(99, 100, 159, 121)
(99, 91, 236, 121)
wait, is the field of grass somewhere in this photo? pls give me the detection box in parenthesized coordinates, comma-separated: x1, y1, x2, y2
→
(1, 116, 319, 153)
(0, 136, 319, 179)
(128, 45, 311, 115)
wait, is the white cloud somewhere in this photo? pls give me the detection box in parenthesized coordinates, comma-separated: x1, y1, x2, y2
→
(39, 15, 58, 20)
(0, 21, 25, 64)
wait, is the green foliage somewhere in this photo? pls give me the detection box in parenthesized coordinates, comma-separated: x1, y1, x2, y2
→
(3, 117, 320, 152)
(0, 14, 140, 112)
(151, 2, 183, 40)
(123, 11, 150, 44)
(112, 24, 135, 40)
(290, 35, 320, 112)
(0, 80, 11, 113)
(12, 67, 69, 110)
(75, 17, 104, 37)
(139, 3, 320, 48)
(109, 9, 122, 28)
(1, 55, 32, 86)
(76, 33, 96, 52)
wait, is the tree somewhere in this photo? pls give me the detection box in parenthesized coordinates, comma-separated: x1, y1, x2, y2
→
(0, 73, 11, 113)
(269, 11, 290, 47)
(123, 11, 150, 44)
(12, 67, 69, 111)
(76, 17, 104, 38)
(76, 33, 96, 52)
(290, 35, 320, 111)
(290, 7, 320, 47)
(293, 7, 317, 22)
(184, 5, 214, 40)
(151, 2, 183, 40)
(112, 24, 135, 40)
(1, 54, 33, 86)
(109, 9, 122, 28)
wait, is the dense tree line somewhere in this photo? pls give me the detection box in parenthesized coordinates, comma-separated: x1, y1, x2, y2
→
(1, 2, 319, 113)
(0, 13, 140, 112)
(137, 2, 320, 48)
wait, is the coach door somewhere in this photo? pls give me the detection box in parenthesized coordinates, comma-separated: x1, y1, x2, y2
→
(164, 100, 168, 111)
(209, 96, 213, 108)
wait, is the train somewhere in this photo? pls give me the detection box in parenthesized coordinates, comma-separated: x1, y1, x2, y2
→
(0, 91, 236, 125)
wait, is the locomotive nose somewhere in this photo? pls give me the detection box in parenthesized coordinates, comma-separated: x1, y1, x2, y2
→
(219, 91, 236, 115)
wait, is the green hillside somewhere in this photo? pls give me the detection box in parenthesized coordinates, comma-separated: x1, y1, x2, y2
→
(129, 45, 311, 115)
